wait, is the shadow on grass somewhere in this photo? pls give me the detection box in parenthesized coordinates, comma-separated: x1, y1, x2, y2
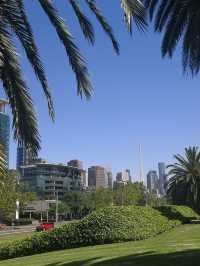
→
(45, 249, 200, 266)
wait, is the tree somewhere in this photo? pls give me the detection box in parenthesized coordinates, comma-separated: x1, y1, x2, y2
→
(144, 0, 200, 75)
(113, 182, 146, 206)
(0, 170, 37, 221)
(0, 0, 146, 167)
(167, 146, 200, 211)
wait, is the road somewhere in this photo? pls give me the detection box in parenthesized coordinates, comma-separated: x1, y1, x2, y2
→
(0, 225, 35, 237)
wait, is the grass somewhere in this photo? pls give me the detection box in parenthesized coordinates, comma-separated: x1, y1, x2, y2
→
(0, 231, 33, 244)
(1, 224, 200, 266)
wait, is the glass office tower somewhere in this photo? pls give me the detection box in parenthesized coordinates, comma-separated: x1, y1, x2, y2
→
(0, 99, 10, 167)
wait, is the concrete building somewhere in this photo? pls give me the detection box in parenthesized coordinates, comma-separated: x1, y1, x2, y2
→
(0, 99, 10, 167)
(107, 171, 113, 189)
(158, 162, 167, 195)
(21, 161, 86, 199)
(116, 171, 129, 185)
(67, 159, 83, 170)
(147, 170, 159, 194)
(126, 169, 132, 183)
(16, 144, 35, 172)
(88, 166, 108, 189)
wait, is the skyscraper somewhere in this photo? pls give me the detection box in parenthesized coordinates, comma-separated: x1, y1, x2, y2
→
(158, 162, 167, 195)
(0, 99, 10, 167)
(147, 170, 159, 194)
(107, 170, 113, 189)
(126, 169, 132, 183)
(88, 166, 108, 189)
(16, 144, 34, 173)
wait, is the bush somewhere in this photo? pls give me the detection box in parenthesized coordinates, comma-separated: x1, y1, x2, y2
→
(0, 205, 197, 260)
(155, 205, 199, 223)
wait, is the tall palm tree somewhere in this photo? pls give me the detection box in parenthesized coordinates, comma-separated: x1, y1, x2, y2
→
(144, 0, 200, 75)
(0, 0, 146, 172)
(167, 147, 200, 211)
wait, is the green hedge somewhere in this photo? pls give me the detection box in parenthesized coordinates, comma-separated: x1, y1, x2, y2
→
(155, 205, 199, 223)
(0, 205, 197, 260)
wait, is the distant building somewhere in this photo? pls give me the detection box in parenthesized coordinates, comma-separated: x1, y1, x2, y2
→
(21, 161, 86, 199)
(16, 144, 35, 172)
(116, 171, 129, 185)
(67, 159, 83, 170)
(126, 169, 132, 183)
(0, 99, 10, 167)
(88, 166, 108, 189)
(107, 171, 113, 189)
(147, 170, 159, 194)
(158, 162, 167, 195)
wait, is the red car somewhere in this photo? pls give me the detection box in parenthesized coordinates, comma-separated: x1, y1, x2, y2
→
(36, 222, 54, 232)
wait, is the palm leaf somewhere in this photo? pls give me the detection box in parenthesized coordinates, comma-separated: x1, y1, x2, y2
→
(39, 0, 92, 98)
(69, 0, 95, 44)
(120, 0, 147, 33)
(0, 22, 40, 155)
(85, 0, 120, 54)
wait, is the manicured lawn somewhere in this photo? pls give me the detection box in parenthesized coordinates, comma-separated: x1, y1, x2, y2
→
(1, 224, 200, 266)
(0, 231, 33, 244)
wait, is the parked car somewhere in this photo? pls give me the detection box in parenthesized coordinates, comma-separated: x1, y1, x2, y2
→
(0, 223, 6, 230)
(36, 222, 54, 232)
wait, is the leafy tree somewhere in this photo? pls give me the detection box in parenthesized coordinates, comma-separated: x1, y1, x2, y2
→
(113, 182, 146, 206)
(167, 146, 200, 211)
(144, 0, 200, 75)
(88, 188, 113, 209)
(0, 170, 37, 221)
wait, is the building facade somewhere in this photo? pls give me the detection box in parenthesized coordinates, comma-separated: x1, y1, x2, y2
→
(158, 162, 167, 195)
(21, 162, 86, 199)
(0, 99, 10, 167)
(88, 166, 108, 189)
(107, 171, 113, 189)
(147, 170, 159, 194)
(126, 169, 132, 183)
(67, 159, 83, 169)
(116, 171, 129, 185)
(16, 144, 34, 171)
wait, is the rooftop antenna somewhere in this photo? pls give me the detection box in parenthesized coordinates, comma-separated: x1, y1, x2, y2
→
(139, 144, 144, 183)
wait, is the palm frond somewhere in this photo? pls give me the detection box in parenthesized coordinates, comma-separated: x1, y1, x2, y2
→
(0, 22, 40, 155)
(0, 143, 6, 178)
(39, 0, 92, 98)
(69, 0, 95, 44)
(2, 0, 54, 119)
(120, 0, 147, 33)
(85, 0, 120, 54)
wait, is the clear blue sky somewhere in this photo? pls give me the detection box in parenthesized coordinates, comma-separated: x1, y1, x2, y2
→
(8, 1, 200, 181)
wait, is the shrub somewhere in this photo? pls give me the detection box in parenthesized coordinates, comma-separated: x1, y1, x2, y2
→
(0, 205, 197, 260)
(155, 205, 199, 223)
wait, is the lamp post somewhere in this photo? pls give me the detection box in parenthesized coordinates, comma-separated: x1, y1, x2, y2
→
(55, 190, 58, 223)
(16, 199, 19, 220)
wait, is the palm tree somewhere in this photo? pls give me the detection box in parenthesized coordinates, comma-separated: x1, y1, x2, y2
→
(144, 0, 200, 75)
(167, 147, 200, 211)
(0, 0, 146, 172)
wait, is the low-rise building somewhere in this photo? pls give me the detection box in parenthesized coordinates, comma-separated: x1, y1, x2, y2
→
(21, 161, 86, 199)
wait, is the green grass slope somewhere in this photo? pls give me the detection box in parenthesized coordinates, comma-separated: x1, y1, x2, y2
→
(1, 224, 200, 266)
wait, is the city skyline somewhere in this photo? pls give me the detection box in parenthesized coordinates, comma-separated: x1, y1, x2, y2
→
(4, 0, 200, 179)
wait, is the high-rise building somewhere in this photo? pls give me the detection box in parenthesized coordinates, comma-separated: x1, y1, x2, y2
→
(107, 171, 113, 189)
(16, 144, 34, 172)
(126, 169, 132, 183)
(158, 162, 167, 195)
(0, 99, 10, 167)
(88, 166, 108, 189)
(116, 171, 129, 183)
(67, 159, 83, 170)
(147, 170, 159, 194)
